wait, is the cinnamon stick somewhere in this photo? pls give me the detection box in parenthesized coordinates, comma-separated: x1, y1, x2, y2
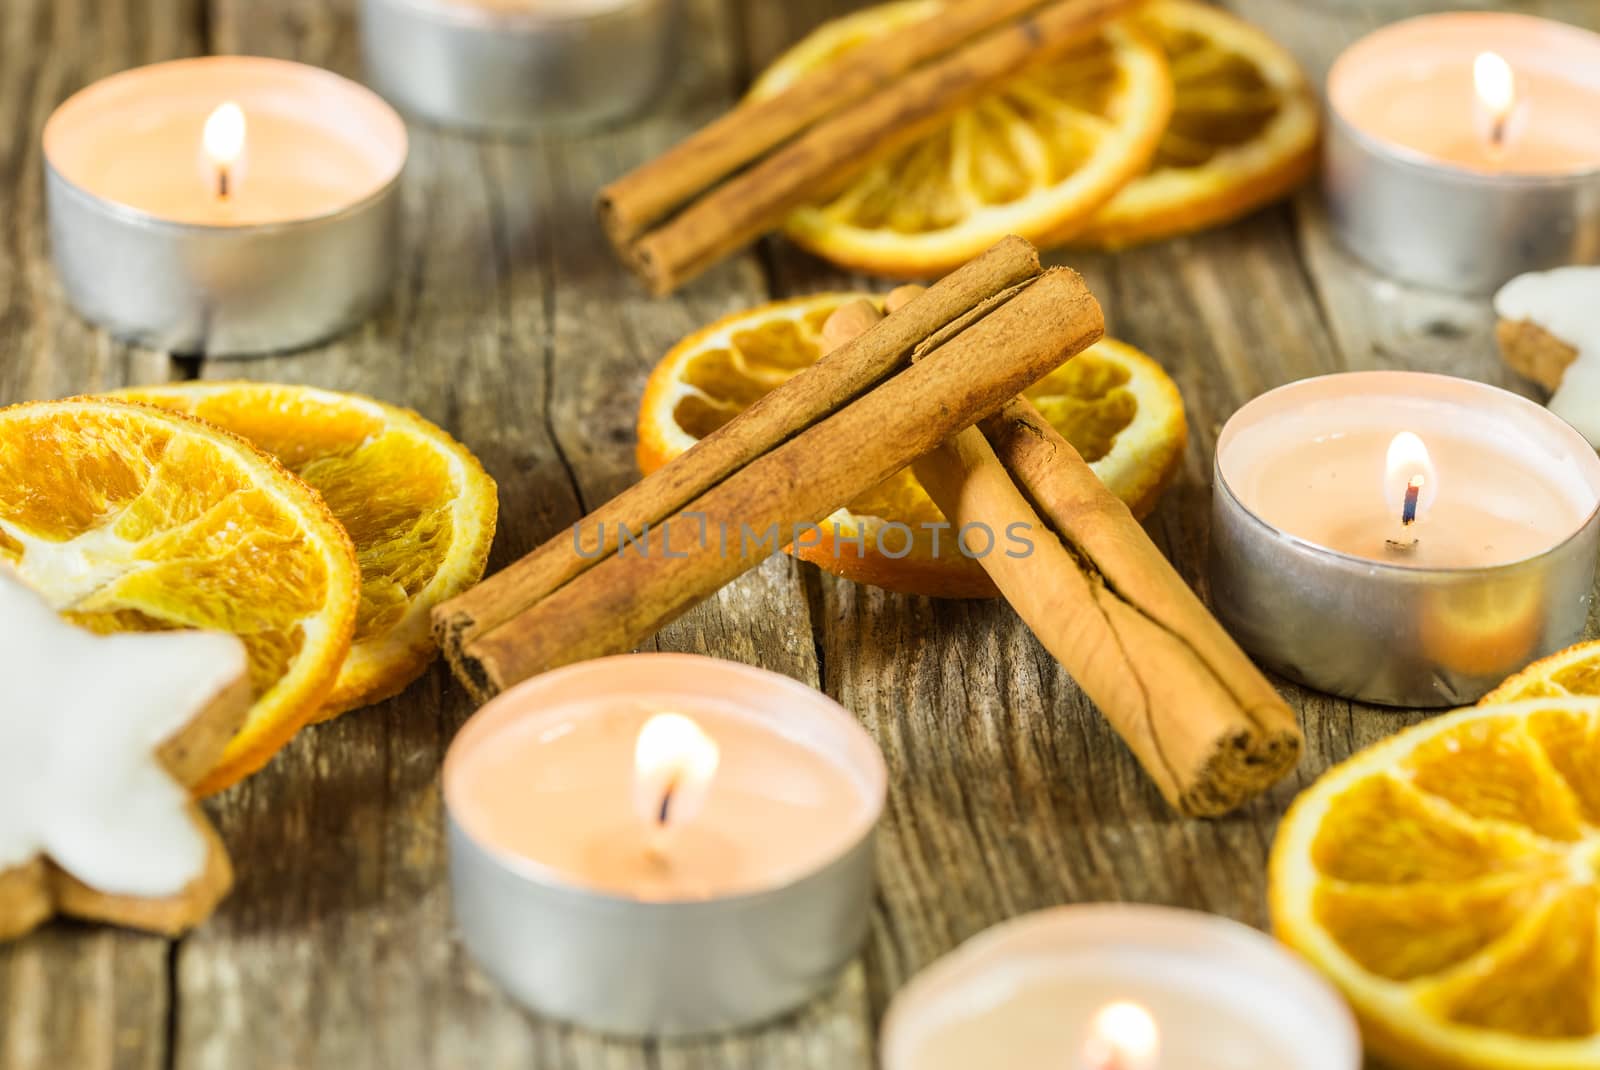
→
(434, 236, 1043, 664)
(450, 268, 1103, 698)
(599, 0, 1093, 246)
(911, 403, 1301, 817)
(615, 0, 1135, 295)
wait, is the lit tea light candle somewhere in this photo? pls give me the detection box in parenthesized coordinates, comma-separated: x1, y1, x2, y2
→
(881, 906, 1360, 1070)
(443, 653, 886, 1036)
(1324, 13, 1600, 292)
(1210, 371, 1600, 706)
(360, 0, 680, 133)
(43, 56, 407, 354)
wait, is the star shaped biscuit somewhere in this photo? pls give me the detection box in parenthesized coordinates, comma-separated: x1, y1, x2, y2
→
(0, 571, 249, 940)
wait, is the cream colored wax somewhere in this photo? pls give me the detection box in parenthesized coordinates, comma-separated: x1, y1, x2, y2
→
(1328, 13, 1600, 175)
(895, 976, 1299, 1070)
(881, 907, 1360, 1070)
(1228, 426, 1582, 568)
(44, 57, 406, 227)
(446, 698, 874, 900)
(1218, 376, 1599, 569)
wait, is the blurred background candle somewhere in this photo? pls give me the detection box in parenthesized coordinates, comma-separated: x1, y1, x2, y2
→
(44, 56, 407, 355)
(361, 0, 681, 134)
(1210, 371, 1600, 706)
(1323, 13, 1600, 292)
(444, 653, 886, 1036)
(880, 906, 1360, 1070)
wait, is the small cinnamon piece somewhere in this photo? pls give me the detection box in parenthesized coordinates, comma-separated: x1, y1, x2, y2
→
(448, 267, 1104, 697)
(435, 237, 1043, 665)
(612, 0, 1135, 294)
(816, 300, 1300, 816)
(910, 404, 1299, 817)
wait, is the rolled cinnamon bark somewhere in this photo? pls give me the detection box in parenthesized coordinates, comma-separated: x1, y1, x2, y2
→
(913, 402, 1301, 817)
(434, 236, 1042, 664)
(451, 269, 1103, 698)
(599, 0, 1078, 246)
(617, 0, 1136, 294)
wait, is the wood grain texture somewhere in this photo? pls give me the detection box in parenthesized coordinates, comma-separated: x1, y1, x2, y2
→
(2, 0, 1598, 1067)
(0, 3, 199, 1068)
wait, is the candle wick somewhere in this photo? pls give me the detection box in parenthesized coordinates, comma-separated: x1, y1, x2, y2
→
(657, 782, 675, 827)
(1401, 475, 1423, 527)
(216, 167, 231, 202)
(1488, 114, 1508, 152)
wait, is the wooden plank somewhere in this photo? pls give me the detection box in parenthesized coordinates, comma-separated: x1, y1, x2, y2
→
(176, 0, 869, 1067)
(0, 2, 204, 1067)
(0, 0, 192, 405)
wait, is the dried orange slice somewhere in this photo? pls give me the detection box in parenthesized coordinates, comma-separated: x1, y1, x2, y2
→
(1271, 697, 1600, 1070)
(112, 382, 498, 718)
(0, 398, 360, 794)
(1074, 0, 1319, 249)
(635, 293, 1187, 598)
(748, 1, 1172, 278)
(1483, 639, 1600, 705)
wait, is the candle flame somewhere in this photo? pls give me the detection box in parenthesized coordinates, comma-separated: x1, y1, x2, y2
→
(633, 713, 719, 832)
(1385, 431, 1438, 523)
(203, 102, 246, 199)
(203, 102, 247, 167)
(1082, 1001, 1160, 1070)
(1473, 52, 1516, 146)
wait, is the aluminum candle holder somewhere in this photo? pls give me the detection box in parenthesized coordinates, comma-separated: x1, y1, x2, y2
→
(361, 0, 682, 133)
(1325, 116, 1600, 295)
(1209, 373, 1600, 708)
(443, 654, 886, 1037)
(1323, 14, 1600, 294)
(43, 57, 407, 356)
(881, 906, 1361, 1070)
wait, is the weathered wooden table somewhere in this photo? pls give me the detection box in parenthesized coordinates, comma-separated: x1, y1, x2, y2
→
(3, 0, 1596, 1066)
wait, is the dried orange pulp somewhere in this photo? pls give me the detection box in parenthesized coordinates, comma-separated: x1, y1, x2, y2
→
(0, 398, 360, 794)
(1074, 0, 1319, 249)
(748, 0, 1173, 277)
(1272, 697, 1600, 1070)
(114, 382, 499, 718)
(1484, 639, 1600, 706)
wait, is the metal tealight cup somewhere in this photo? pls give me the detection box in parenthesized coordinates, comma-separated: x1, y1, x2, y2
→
(443, 653, 886, 1037)
(1322, 13, 1600, 294)
(1208, 372, 1600, 708)
(361, 0, 683, 134)
(42, 57, 408, 356)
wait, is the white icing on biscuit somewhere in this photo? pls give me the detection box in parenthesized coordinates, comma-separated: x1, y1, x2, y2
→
(1495, 266, 1600, 449)
(0, 571, 246, 897)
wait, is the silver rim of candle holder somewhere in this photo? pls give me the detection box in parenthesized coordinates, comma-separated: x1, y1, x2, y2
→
(1208, 376, 1600, 708)
(360, 0, 683, 134)
(450, 816, 878, 1037)
(46, 167, 404, 357)
(444, 654, 887, 1038)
